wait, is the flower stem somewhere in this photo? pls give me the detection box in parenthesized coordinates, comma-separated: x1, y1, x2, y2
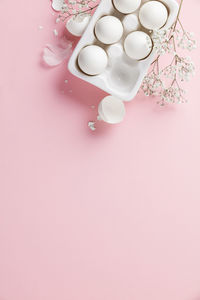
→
(173, 0, 184, 31)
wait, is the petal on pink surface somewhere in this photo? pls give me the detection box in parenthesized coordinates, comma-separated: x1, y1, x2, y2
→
(43, 47, 63, 66)
(43, 42, 72, 66)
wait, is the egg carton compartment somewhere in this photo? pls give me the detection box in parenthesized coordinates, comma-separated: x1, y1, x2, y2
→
(68, 0, 179, 101)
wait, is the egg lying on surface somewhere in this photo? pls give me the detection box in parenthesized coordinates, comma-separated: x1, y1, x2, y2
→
(124, 31, 153, 60)
(113, 0, 141, 14)
(139, 1, 168, 30)
(66, 14, 91, 37)
(78, 45, 108, 75)
(122, 14, 140, 33)
(95, 16, 123, 44)
(98, 96, 126, 124)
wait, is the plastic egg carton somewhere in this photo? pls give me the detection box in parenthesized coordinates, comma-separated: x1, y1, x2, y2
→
(68, 0, 179, 101)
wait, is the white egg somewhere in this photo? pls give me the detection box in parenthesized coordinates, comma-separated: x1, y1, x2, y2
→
(107, 43, 123, 59)
(66, 14, 91, 37)
(122, 14, 140, 33)
(98, 95, 126, 124)
(139, 1, 168, 30)
(95, 16, 123, 44)
(113, 0, 141, 14)
(124, 31, 152, 60)
(78, 45, 108, 75)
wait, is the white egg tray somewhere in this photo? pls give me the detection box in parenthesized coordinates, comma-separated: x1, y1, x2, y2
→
(68, 0, 179, 101)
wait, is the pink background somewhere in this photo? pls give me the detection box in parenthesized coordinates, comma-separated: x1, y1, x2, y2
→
(0, 0, 200, 299)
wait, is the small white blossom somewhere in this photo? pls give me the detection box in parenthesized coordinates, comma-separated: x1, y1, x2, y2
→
(177, 31, 197, 51)
(176, 56, 195, 81)
(88, 121, 96, 131)
(142, 72, 164, 96)
(58, 0, 98, 21)
(152, 29, 173, 55)
(53, 29, 58, 36)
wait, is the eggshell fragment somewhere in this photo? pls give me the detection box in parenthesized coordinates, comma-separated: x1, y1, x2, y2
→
(66, 14, 91, 37)
(52, 0, 64, 12)
(98, 95, 126, 124)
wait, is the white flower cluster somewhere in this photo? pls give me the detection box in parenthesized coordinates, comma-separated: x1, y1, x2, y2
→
(160, 86, 186, 105)
(161, 55, 195, 82)
(176, 56, 195, 81)
(142, 71, 187, 106)
(176, 29, 197, 51)
(59, 0, 98, 21)
(152, 29, 173, 55)
(142, 72, 163, 97)
(142, 18, 196, 106)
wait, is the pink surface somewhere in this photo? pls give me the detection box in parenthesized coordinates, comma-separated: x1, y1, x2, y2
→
(1, 1, 200, 300)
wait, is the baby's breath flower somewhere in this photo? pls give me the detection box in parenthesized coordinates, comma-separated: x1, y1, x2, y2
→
(176, 56, 195, 81)
(58, 0, 99, 21)
(152, 29, 173, 55)
(142, 1, 196, 106)
(142, 72, 163, 96)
